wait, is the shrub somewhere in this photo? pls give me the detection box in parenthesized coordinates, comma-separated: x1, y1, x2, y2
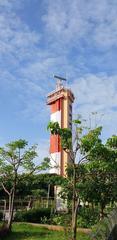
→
(14, 210, 24, 222)
(52, 213, 71, 226)
(77, 206, 99, 228)
(14, 208, 51, 223)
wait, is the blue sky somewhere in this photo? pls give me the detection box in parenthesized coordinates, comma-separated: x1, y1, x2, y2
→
(0, 0, 117, 161)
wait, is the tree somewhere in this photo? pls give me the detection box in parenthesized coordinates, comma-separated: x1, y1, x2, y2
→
(0, 139, 49, 233)
(79, 135, 117, 219)
(48, 121, 102, 240)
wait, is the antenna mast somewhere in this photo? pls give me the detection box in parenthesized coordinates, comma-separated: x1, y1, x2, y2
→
(54, 75, 66, 90)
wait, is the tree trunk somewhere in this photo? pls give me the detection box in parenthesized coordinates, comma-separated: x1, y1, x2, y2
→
(0, 190, 15, 236)
(91, 202, 94, 211)
(47, 184, 50, 208)
(7, 190, 15, 230)
(71, 165, 79, 240)
(100, 203, 105, 220)
(7, 171, 17, 231)
(72, 199, 79, 240)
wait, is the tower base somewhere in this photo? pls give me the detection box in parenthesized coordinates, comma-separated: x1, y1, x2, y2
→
(54, 186, 67, 212)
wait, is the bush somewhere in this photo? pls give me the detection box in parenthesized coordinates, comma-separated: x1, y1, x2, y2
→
(14, 210, 24, 222)
(51, 208, 99, 228)
(14, 208, 51, 223)
(77, 206, 100, 228)
(14, 206, 100, 228)
(52, 213, 71, 226)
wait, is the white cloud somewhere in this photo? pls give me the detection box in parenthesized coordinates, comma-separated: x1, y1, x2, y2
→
(42, 0, 117, 49)
(71, 73, 117, 137)
(0, 0, 46, 122)
(42, 0, 89, 44)
(0, 0, 21, 11)
(0, 13, 40, 58)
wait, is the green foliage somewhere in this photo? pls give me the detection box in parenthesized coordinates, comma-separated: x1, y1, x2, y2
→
(14, 208, 51, 223)
(77, 207, 99, 228)
(80, 127, 102, 153)
(47, 122, 60, 135)
(32, 189, 47, 198)
(51, 213, 71, 226)
(60, 128, 72, 150)
(0, 139, 38, 177)
(0, 140, 51, 192)
(38, 157, 50, 171)
(106, 135, 117, 149)
(79, 130, 117, 215)
(47, 121, 72, 150)
(22, 145, 37, 171)
(14, 211, 24, 222)
(47, 118, 117, 239)
(0, 139, 50, 230)
(14, 173, 64, 199)
(50, 207, 99, 229)
(72, 119, 81, 125)
(6, 139, 28, 150)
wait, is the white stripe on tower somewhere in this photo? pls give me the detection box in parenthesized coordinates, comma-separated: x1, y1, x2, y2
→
(50, 152, 61, 174)
(49, 99, 61, 175)
(50, 110, 61, 127)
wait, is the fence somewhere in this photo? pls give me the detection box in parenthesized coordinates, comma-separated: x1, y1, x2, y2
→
(90, 207, 117, 240)
(0, 197, 56, 220)
(0, 197, 56, 210)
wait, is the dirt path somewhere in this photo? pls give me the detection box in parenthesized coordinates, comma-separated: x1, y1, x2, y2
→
(22, 222, 92, 234)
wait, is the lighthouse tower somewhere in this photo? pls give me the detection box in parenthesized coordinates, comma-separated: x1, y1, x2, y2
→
(47, 76, 75, 176)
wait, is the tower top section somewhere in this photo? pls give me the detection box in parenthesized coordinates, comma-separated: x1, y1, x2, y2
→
(47, 75, 75, 105)
(54, 75, 66, 90)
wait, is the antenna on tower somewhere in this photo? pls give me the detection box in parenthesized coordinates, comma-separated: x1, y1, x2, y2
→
(54, 75, 66, 90)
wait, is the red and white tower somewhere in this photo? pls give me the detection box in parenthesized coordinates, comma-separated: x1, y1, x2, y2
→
(47, 76, 75, 176)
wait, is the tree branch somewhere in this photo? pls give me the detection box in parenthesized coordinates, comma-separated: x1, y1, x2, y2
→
(1, 182, 10, 196)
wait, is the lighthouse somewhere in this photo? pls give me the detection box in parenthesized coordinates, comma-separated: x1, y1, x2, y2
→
(47, 76, 75, 176)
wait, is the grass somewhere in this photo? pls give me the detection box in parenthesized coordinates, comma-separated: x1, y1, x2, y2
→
(0, 223, 91, 240)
